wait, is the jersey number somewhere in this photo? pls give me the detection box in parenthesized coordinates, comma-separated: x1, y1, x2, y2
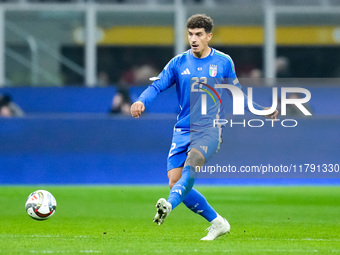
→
(169, 143, 176, 157)
(191, 77, 207, 92)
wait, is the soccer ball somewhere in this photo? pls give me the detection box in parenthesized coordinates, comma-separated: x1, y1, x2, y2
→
(25, 190, 57, 220)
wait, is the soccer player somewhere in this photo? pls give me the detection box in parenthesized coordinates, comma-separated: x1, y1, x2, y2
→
(131, 14, 278, 240)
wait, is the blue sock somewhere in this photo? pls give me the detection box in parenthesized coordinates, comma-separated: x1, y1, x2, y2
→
(183, 188, 218, 222)
(167, 165, 196, 210)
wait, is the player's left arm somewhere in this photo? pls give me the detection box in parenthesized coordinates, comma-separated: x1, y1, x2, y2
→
(263, 107, 279, 120)
(224, 56, 279, 120)
(242, 92, 279, 120)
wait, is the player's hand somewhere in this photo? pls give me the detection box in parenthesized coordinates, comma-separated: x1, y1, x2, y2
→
(264, 107, 279, 121)
(130, 101, 145, 118)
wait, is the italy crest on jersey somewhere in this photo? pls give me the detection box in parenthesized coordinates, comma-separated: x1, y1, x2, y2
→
(209, 65, 217, 77)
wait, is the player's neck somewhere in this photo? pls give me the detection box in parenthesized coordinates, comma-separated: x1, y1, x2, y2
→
(193, 47, 211, 59)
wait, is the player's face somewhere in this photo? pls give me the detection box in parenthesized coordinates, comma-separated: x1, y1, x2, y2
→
(188, 28, 212, 58)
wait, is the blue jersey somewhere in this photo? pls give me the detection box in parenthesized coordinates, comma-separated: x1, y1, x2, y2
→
(137, 48, 263, 131)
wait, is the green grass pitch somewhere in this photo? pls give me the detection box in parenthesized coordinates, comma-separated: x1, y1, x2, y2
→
(0, 186, 339, 254)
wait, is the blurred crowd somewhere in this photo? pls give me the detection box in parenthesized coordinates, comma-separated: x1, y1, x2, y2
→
(0, 94, 24, 117)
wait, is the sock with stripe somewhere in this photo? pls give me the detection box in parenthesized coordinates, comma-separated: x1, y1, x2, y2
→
(183, 188, 218, 222)
(167, 165, 196, 210)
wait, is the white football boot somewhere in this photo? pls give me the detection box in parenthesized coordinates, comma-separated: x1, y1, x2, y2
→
(153, 198, 172, 225)
(200, 215, 230, 241)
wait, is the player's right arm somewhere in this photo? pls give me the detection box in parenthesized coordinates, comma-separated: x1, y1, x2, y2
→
(131, 101, 145, 118)
(130, 56, 178, 118)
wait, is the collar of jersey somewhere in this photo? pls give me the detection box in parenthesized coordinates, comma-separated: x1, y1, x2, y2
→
(189, 47, 215, 60)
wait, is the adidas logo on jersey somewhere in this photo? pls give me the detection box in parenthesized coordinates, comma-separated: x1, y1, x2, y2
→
(181, 68, 190, 75)
(200, 146, 208, 153)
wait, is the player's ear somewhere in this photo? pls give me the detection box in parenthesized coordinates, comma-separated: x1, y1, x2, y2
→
(207, 33, 213, 42)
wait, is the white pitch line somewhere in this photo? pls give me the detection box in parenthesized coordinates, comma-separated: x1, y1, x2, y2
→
(29, 250, 102, 254)
(251, 237, 340, 242)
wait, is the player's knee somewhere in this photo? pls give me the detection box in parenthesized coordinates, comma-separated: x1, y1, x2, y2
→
(184, 149, 205, 168)
(168, 168, 182, 189)
(169, 178, 179, 189)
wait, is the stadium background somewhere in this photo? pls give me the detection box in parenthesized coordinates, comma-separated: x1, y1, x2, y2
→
(0, 0, 339, 185)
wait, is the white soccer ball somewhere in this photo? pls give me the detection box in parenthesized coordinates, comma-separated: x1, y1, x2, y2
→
(25, 190, 57, 220)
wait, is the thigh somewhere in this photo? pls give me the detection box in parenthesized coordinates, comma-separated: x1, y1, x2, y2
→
(167, 131, 190, 171)
(190, 129, 222, 164)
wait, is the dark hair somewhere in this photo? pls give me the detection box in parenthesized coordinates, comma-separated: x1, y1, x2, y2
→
(0, 94, 11, 107)
(186, 14, 214, 33)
